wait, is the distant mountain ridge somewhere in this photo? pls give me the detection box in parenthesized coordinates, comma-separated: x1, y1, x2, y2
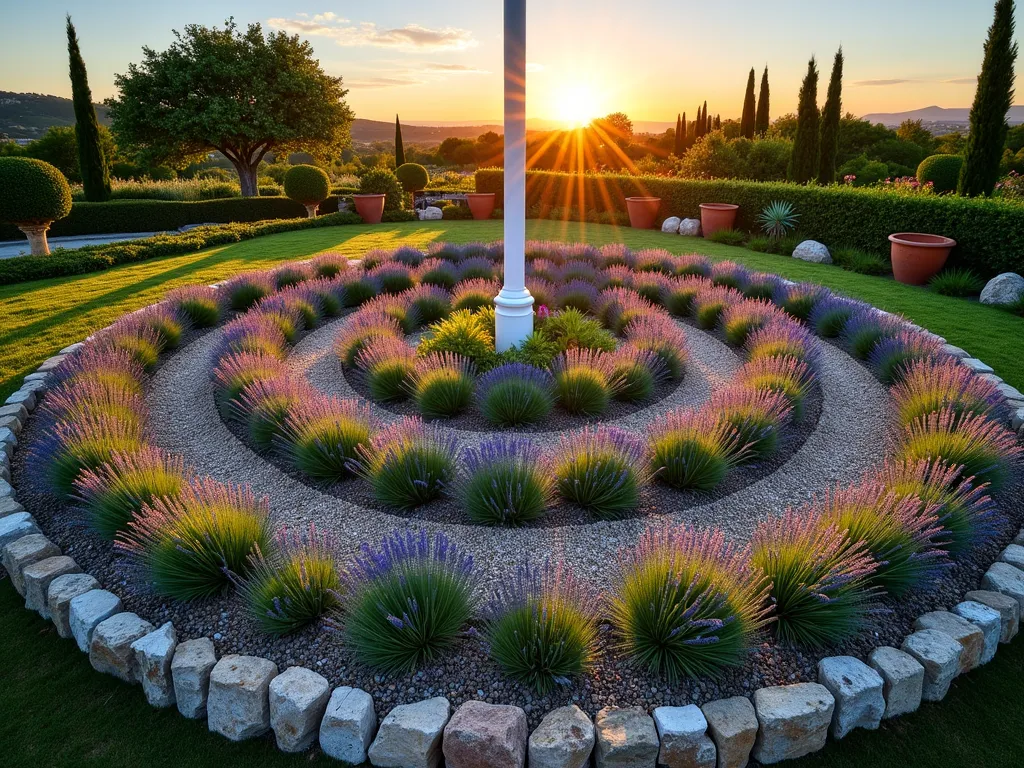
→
(0, 91, 110, 139)
(860, 105, 1024, 126)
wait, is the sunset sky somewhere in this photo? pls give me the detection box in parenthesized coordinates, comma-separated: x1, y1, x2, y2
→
(0, 0, 1017, 127)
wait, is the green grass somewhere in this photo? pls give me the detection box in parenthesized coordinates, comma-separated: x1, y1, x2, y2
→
(2, 218, 1023, 766)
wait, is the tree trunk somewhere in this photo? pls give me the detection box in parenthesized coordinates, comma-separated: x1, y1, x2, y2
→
(234, 161, 259, 197)
(18, 223, 52, 256)
(303, 203, 318, 219)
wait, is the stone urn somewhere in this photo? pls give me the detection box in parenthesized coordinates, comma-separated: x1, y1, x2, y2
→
(888, 233, 956, 285)
(699, 203, 739, 237)
(625, 197, 662, 229)
(465, 193, 496, 220)
(353, 194, 386, 224)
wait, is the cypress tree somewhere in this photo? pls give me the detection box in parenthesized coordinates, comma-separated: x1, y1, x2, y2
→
(755, 66, 770, 136)
(395, 114, 406, 167)
(959, 0, 1018, 196)
(740, 68, 756, 139)
(702, 101, 708, 137)
(674, 113, 682, 155)
(694, 105, 703, 139)
(707, 111, 712, 135)
(66, 15, 109, 202)
(681, 111, 688, 148)
(714, 114, 721, 130)
(788, 56, 820, 184)
(818, 47, 844, 184)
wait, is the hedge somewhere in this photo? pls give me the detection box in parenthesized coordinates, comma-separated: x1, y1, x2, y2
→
(0, 196, 344, 241)
(476, 169, 1024, 277)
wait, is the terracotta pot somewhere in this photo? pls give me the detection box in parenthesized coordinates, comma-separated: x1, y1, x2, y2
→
(888, 232, 956, 285)
(699, 203, 739, 237)
(625, 197, 662, 229)
(353, 194, 386, 224)
(466, 193, 496, 220)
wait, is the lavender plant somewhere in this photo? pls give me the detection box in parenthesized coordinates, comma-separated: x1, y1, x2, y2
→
(459, 437, 555, 525)
(552, 427, 651, 518)
(477, 363, 556, 426)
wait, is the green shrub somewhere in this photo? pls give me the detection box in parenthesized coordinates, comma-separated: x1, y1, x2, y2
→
(477, 363, 555, 426)
(410, 353, 476, 419)
(284, 164, 331, 209)
(552, 427, 650, 519)
(359, 167, 404, 211)
(417, 310, 497, 369)
(832, 246, 891, 276)
(917, 154, 965, 194)
(540, 308, 617, 352)
(351, 418, 457, 509)
(706, 228, 748, 246)
(395, 163, 430, 193)
(929, 267, 984, 297)
(442, 203, 474, 220)
(0, 157, 72, 224)
(460, 437, 554, 526)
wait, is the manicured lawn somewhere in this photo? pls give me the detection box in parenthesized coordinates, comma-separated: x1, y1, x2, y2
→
(2, 218, 1022, 767)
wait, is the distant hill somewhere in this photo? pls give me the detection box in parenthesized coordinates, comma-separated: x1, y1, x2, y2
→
(352, 118, 502, 144)
(0, 91, 110, 139)
(860, 105, 1024, 127)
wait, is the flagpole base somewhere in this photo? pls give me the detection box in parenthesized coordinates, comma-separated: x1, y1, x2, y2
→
(493, 287, 534, 352)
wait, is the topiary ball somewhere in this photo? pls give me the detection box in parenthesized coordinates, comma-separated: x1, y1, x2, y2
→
(284, 165, 331, 211)
(0, 157, 72, 224)
(359, 167, 405, 211)
(395, 163, 430, 193)
(915, 154, 964, 194)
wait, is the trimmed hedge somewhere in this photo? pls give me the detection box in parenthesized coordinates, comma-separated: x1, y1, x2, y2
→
(0, 196, 343, 241)
(476, 169, 1024, 277)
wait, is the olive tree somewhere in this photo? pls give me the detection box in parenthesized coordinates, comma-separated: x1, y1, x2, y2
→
(107, 19, 353, 197)
(0, 158, 73, 255)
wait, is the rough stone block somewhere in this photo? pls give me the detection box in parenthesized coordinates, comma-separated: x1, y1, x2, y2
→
(69, 589, 122, 652)
(751, 683, 834, 765)
(132, 623, 178, 707)
(0, 512, 39, 550)
(982, 562, 1024, 612)
(901, 630, 962, 701)
(24, 555, 81, 618)
(952, 601, 1001, 664)
(528, 704, 595, 768)
(962, 357, 994, 375)
(0, 403, 28, 422)
(90, 612, 155, 682)
(207, 655, 279, 741)
(867, 646, 924, 719)
(0, 477, 13, 499)
(653, 705, 716, 768)
(269, 666, 331, 753)
(320, 686, 377, 765)
(47, 572, 100, 638)
(6, 388, 37, 411)
(368, 696, 451, 768)
(172, 637, 217, 719)
(443, 700, 528, 768)
(700, 696, 757, 768)
(913, 611, 985, 673)
(965, 589, 1019, 643)
(999, 543, 1024, 571)
(816, 656, 884, 738)
(2, 533, 59, 595)
(594, 706, 659, 768)
(0, 497, 25, 518)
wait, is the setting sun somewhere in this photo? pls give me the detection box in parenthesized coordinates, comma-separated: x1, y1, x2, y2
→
(554, 82, 601, 128)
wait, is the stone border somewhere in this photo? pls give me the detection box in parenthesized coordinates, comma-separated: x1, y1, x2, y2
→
(3, 276, 1024, 766)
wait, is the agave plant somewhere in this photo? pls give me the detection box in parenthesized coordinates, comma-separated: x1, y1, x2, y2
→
(757, 201, 800, 241)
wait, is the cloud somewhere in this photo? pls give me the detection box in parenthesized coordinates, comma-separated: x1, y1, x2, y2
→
(852, 78, 917, 87)
(268, 16, 477, 51)
(853, 76, 978, 87)
(422, 63, 489, 74)
(526, 62, 545, 73)
(346, 75, 425, 89)
(943, 77, 977, 85)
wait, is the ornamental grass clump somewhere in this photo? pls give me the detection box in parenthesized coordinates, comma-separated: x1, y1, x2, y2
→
(118, 478, 272, 601)
(551, 348, 621, 416)
(366, 263, 415, 294)
(552, 427, 651, 518)
(349, 417, 457, 508)
(417, 310, 496, 369)
(391, 246, 426, 267)
(774, 282, 828, 322)
(891, 357, 1005, 427)
(650, 409, 746, 490)
(303, 277, 345, 317)
(610, 526, 771, 680)
(458, 256, 495, 282)
(357, 293, 419, 334)
(623, 315, 688, 381)
(334, 311, 403, 368)
(842, 308, 905, 360)
(664, 276, 709, 317)
(253, 298, 302, 343)
(560, 259, 603, 285)
(225, 272, 275, 311)
(599, 242, 633, 268)
(220, 313, 289, 360)
(356, 336, 417, 402)
(477, 363, 555, 426)
(360, 249, 391, 270)
(41, 412, 148, 496)
(556, 279, 601, 314)
(410, 353, 476, 418)
(634, 249, 674, 274)
(720, 300, 788, 347)
(415, 258, 459, 290)
(744, 322, 821, 369)
(708, 386, 793, 461)
(670, 253, 712, 278)
(692, 285, 742, 330)
(212, 351, 289, 414)
(43, 377, 145, 426)
(539, 308, 616, 353)
(485, 561, 598, 692)
(751, 509, 877, 647)
(280, 397, 373, 481)
(525, 277, 556, 310)
(868, 331, 947, 385)
(710, 261, 750, 291)
(274, 286, 324, 331)
(899, 409, 1022, 491)
(73, 447, 190, 540)
(602, 288, 663, 336)
(460, 437, 555, 526)
(452, 278, 499, 312)
(135, 305, 185, 350)
(233, 376, 313, 450)
(339, 273, 380, 308)
(237, 527, 341, 636)
(611, 345, 666, 403)
(401, 284, 451, 325)
(310, 252, 350, 278)
(736, 355, 815, 420)
(339, 530, 476, 672)
(272, 263, 312, 290)
(808, 295, 864, 338)
(603, 264, 633, 289)
(96, 322, 165, 372)
(166, 285, 222, 328)
(743, 273, 784, 301)
(51, 346, 145, 397)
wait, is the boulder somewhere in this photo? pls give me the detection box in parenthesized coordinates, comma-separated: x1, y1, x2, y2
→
(69, 589, 123, 652)
(662, 217, 682, 233)
(751, 683, 834, 765)
(0, 403, 28, 423)
(528, 705, 595, 768)
(208, 655, 279, 741)
(593, 706, 659, 768)
(420, 206, 443, 221)
(952, 601, 1001, 665)
(791, 240, 832, 264)
(5, 388, 37, 411)
(172, 637, 218, 719)
(320, 686, 377, 764)
(2, 533, 59, 595)
(867, 646, 924, 719)
(816, 656, 885, 738)
(269, 666, 331, 753)
(368, 696, 451, 768)
(0, 497, 25, 519)
(901, 630, 962, 701)
(679, 218, 702, 237)
(913, 611, 985, 673)
(700, 696, 757, 768)
(24, 555, 80, 617)
(999, 543, 1024, 571)
(965, 589, 1020, 643)
(653, 705, 716, 768)
(0, 512, 40, 551)
(980, 272, 1024, 306)
(982, 562, 1024, 612)
(132, 623, 178, 708)
(443, 700, 528, 768)
(90, 612, 155, 682)
(46, 572, 99, 638)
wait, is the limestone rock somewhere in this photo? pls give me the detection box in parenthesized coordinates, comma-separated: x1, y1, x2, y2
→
(593, 706, 659, 768)
(792, 240, 832, 264)
(172, 637, 218, 719)
(662, 216, 682, 233)
(901, 629, 962, 701)
(980, 272, 1024, 305)
(913, 611, 985, 673)
(420, 206, 443, 221)
(528, 705, 595, 768)
(47, 572, 99, 638)
(207, 655, 279, 741)
(2, 533, 59, 595)
(90, 612, 155, 682)
(950, 601, 1000, 665)
(982, 562, 1024, 612)
(368, 696, 451, 768)
(269, 666, 331, 753)
(653, 705, 716, 768)
(751, 683, 834, 765)
(700, 696, 757, 768)
(443, 700, 528, 768)
(965, 589, 1019, 643)
(320, 686, 377, 764)
(678, 218, 702, 236)
(867, 646, 924, 719)
(816, 656, 884, 738)
(132, 623, 178, 708)
(24, 555, 80, 617)
(69, 589, 123, 652)
(0, 512, 40, 551)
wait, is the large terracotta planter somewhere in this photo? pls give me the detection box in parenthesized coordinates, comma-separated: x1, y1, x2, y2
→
(625, 197, 662, 229)
(888, 233, 956, 285)
(353, 194, 386, 224)
(466, 193, 496, 220)
(699, 203, 739, 237)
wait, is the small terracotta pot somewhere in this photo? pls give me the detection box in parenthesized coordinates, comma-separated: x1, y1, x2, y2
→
(353, 194, 386, 224)
(888, 233, 956, 285)
(466, 193, 496, 220)
(699, 203, 739, 237)
(625, 197, 662, 229)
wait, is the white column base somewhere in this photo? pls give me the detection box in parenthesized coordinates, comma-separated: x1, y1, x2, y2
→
(493, 287, 534, 352)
